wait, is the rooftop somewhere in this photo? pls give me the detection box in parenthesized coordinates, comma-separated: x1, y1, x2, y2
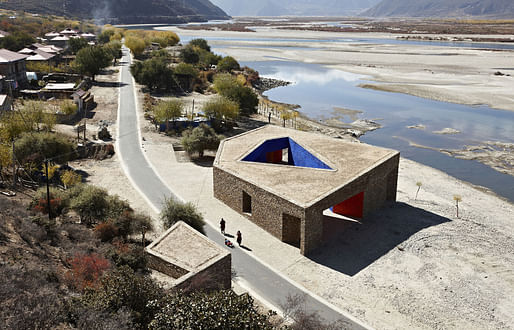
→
(0, 49, 28, 63)
(215, 125, 399, 207)
(146, 221, 229, 273)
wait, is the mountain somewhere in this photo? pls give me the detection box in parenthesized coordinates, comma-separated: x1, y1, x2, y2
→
(210, 0, 380, 16)
(364, 0, 514, 18)
(0, 0, 230, 24)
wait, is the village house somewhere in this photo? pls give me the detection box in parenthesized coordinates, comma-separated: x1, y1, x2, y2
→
(0, 49, 28, 89)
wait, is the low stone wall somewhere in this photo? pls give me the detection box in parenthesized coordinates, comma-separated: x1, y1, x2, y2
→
(146, 253, 189, 279)
(175, 253, 231, 291)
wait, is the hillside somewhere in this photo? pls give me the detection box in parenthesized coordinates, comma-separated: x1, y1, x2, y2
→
(211, 0, 380, 16)
(364, 0, 514, 18)
(0, 0, 230, 24)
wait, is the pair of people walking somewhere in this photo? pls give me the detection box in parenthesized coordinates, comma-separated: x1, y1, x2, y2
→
(220, 218, 242, 247)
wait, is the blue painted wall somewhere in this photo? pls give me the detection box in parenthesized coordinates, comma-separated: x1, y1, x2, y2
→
(242, 137, 332, 170)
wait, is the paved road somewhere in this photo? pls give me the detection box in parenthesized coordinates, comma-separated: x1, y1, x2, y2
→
(117, 47, 368, 329)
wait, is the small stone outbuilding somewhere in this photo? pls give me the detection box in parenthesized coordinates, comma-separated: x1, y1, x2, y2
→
(213, 125, 400, 255)
(146, 221, 231, 290)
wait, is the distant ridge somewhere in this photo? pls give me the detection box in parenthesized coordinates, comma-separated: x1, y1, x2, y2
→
(364, 0, 514, 18)
(0, 0, 230, 24)
(210, 0, 380, 16)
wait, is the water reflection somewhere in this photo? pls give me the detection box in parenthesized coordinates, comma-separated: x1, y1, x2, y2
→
(243, 60, 514, 200)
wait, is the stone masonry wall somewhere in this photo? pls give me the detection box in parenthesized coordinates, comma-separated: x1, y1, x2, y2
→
(213, 167, 305, 243)
(175, 253, 232, 291)
(146, 253, 189, 279)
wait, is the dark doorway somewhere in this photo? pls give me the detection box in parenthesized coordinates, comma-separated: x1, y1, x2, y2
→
(242, 191, 252, 214)
(282, 213, 301, 248)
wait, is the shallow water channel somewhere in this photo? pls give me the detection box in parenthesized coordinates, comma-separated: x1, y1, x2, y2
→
(245, 60, 514, 201)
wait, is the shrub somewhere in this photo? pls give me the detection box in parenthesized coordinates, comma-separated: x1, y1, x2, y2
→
(180, 45, 199, 64)
(70, 185, 110, 225)
(160, 197, 205, 234)
(203, 95, 239, 122)
(15, 132, 75, 165)
(189, 38, 210, 52)
(106, 241, 147, 272)
(153, 99, 184, 131)
(131, 57, 175, 91)
(60, 99, 78, 116)
(66, 253, 111, 291)
(105, 194, 133, 220)
(79, 266, 163, 328)
(94, 223, 119, 242)
(217, 56, 240, 72)
(149, 291, 276, 329)
(125, 36, 147, 57)
(181, 124, 220, 158)
(33, 197, 64, 216)
(110, 211, 154, 240)
(60, 169, 82, 188)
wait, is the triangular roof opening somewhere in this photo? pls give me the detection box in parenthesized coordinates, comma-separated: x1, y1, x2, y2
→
(242, 137, 332, 170)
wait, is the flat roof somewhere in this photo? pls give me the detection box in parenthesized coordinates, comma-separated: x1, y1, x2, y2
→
(0, 49, 28, 63)
(44, 83, 75, 90)
(214, 125, 399, 207)
(146, 221, 229, 273)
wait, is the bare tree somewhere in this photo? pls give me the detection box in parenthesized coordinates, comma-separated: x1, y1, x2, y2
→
(414, 181, 422, 199)
(453, 195, 462, 218)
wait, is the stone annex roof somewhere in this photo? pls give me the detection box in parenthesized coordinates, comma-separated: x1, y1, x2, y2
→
(146, 221, 229, 274)
(214, 125, 399, 207)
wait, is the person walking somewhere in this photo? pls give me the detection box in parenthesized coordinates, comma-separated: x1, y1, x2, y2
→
(268, 112, 271, 123)
(236, 230, 242, 246)
(220, 218, 226, 234)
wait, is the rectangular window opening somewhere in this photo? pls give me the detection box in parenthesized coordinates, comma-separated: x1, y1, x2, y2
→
(242, 191, 252, 214)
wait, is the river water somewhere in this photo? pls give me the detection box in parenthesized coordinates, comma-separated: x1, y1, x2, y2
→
(129, 24, 514, 201)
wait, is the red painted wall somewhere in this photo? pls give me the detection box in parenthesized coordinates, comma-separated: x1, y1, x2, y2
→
(266, 150, 283, 164)
(332, 192, 365, 218)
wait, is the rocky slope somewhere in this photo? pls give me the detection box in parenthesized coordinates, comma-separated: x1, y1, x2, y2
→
(364, 0, 514, 18)
(0, 0, 230, 24)
(211, 0, 380, 16)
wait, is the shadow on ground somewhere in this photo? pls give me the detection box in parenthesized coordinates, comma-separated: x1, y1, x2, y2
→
(93, 81, 128, 88)
(192, 156, 215, 167)
(308, 202, 451, 276)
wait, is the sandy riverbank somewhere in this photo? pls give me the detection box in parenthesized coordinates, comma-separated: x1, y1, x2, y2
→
(161, 26, 514, 113)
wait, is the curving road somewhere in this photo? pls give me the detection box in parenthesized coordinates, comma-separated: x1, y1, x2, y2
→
(116, 46, 368, 330)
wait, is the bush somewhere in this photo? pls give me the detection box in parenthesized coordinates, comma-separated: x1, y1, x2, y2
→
(189, 38, 211, 52)
(105, 194, 133, 220)
(16, 132, 75, 164)
(131, 57, 175, 91)
(66, 253, 111, 291)
(33, 197, 64, 216)
(180, 45, 199, 64)
(217, 56, 240, 72)
(160, 197, 205, 234)
(60, 99, 78, 115)
(79, 266, 163, 328)
(212, 74, 258, 116)
(94, 223, 119, 242)
(149, 291, 276, 329)
(203, 95, 239, 122)
(110, 211, 153, 240)
(60, 169, 82, 188)
(70, 185, 110, 225)
(181, 124, 220, 158)
(125, 36, 147, 57)
(106, 241, 147, 272)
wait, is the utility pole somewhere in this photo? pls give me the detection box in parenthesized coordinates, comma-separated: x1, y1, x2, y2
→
(11, 138, 16, 188)
(45, 159, 52, 220)
(192, 99, 195, 120)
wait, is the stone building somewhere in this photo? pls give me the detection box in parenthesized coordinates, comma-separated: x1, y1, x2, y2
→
(146, 221, 231, 290)
(213, 125, 400, 255)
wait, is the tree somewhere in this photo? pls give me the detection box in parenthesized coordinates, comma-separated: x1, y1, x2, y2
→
(70, 185, 110, 225)
(217, 56, 240, 72)
(213, 74, 258, 116)
(189, 38, 211, 52)
(0, 31, 36, 51)
(453, 195, 462, 218)
(68, 37, 89, 54)
(415, 181, 422, 200)
(98, 28, 116, 44)
(180, 45, 199, 64)
(61, 170, 82, 189)
(173, 63, 198, 92)
(131, 57, 175, 91)
(15, 132, 75, 165)
(203, 96, 239, 121)
(160, 197, 205, 234)
(125, 36, 147, 58)
(104, 40, 122, 62)
(74, 46, 113, 81)
(149, 291, 276, 330)
(153, 100, 184, 131)
(110, 211, 154, 241)
(181, 124, 220, 158)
